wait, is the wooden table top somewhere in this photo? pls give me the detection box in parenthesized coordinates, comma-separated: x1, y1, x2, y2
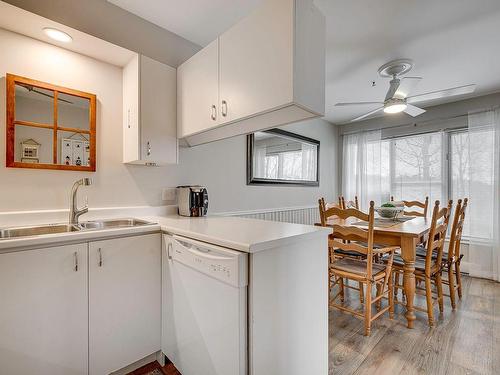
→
(318, 216, 431, 238)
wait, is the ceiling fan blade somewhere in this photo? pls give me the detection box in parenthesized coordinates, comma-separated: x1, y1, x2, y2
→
(335, 101, 383, 106)
(407, 84, 476, 104)
(394, 77, 422, 99)
(404, 104, 426, 117)
(350, 107, 384, 122)
(384, 79, 400, 101)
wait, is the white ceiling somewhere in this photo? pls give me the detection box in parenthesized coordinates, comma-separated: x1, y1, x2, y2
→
(107, 0, 264, 47)
(108, 0, 500, 124)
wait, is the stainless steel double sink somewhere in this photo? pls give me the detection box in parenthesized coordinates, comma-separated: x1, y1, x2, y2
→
(0, 219, 155, 240)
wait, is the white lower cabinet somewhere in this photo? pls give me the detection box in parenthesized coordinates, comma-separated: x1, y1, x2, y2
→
(0, 244, 89, 375)
(89, 234, 162, 375)
(0, 233, 162, 375)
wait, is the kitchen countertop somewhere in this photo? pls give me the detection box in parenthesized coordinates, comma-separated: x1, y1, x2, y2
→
(0, 212, 329, 253)
(144, 215, 330, 253)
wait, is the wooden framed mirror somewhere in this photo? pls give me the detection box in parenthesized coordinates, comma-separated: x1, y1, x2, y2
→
(6, 74, 96, 171)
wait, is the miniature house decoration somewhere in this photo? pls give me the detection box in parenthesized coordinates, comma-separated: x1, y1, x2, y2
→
(20, 138, 41, 164)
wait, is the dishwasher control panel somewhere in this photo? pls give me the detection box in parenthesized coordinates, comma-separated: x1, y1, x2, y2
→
(171, 236, 248, 288)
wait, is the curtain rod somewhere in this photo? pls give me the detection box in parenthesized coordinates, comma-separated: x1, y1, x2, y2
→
(340, 106, 499, 136)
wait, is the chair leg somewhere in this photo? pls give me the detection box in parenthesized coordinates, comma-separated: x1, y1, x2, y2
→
(375, 283, 382, 310)
(388, 275, 394, 319)
(394, 272, 400, 300)
(364, 280, 372, 336)
(358, 281, 365, 303)
(455, 261, 463, 299)
(339, 277, 345, 303)
(425, 276, 434, 327)
(436, 272, 444, 314)
(447, 265, 456, 309)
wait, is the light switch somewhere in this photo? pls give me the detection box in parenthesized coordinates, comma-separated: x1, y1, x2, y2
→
(162, 187, 177, 202)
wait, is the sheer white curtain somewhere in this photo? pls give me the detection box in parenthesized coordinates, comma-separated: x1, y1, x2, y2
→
(466, 109, 500, 280)
(301, 143, 317, 181)
(253, 146, 267, 178)
(342, 130, 390, 210)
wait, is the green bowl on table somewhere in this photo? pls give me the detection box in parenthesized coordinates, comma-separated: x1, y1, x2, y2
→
(375, 203, 405, 219)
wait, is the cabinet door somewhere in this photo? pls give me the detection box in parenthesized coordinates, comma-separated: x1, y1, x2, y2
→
(89, 234, 161, 375)
(0, 244, 88, 375)
(123, 54, 140, 163)
(219, 0, 294, 123)
(140, 55, 178, 164)
(177, 39, 219, 137)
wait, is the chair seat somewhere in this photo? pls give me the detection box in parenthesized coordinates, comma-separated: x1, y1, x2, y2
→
(333, 248, 365, 258)
(331, 258, 386, 278)
(415, 244, 448, 260)
(383, 253, 438, 273)
(357, 241, 383, 249)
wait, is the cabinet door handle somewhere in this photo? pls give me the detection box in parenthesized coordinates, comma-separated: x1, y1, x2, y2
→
(74, 251, 78, 272)
(98, 248, 103, 267)
(167, 242, 173, 259)
(211, 105, 217, 121)
(221, 100, 228, 117)
(147, 141, 151, 156)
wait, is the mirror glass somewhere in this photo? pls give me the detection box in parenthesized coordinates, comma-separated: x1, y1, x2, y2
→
(247, 129, 320, 186)
(7, 74, 96, 171)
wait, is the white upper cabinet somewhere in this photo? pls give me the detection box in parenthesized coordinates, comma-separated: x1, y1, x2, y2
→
(123, 54, 177, 165)
(218, 0, 294, 123)
(177, 39, 220, 137)
(177, 0, 325, 146)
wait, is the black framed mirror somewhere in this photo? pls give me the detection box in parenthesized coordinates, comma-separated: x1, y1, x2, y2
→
(247, 129, 320, 186)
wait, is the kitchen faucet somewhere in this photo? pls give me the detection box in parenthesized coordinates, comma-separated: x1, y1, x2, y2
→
(69, 178, 93, 225)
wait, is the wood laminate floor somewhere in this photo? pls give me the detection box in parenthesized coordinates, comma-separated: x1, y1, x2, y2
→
(330, 276, 500, 375)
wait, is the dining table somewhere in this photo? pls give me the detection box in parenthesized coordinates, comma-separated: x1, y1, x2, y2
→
(317, 215, 431, 329)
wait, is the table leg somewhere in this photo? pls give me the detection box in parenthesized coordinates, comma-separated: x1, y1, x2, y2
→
(401, 236, 417, 329)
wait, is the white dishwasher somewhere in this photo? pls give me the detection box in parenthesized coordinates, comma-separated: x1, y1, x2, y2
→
(162, 234, 248, 375)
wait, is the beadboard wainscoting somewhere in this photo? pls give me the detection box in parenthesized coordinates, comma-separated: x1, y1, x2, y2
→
(218, 205, 320, 225)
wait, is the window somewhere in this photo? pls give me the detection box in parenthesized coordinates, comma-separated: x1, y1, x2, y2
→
(343, 127, 496, 241)
(390, 133, 444, 206)
(450, 128, 496, 240)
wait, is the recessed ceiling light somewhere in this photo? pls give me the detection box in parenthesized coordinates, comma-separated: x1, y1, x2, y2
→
(383, 103, 407, 114)
(43, 27, 72, 43)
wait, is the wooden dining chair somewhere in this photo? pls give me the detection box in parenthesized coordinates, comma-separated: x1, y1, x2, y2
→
(318, 198, 366, 304)
(391, 196, 429, 217)
(416, 198, 468, 309)
(328, 201, 397, 336)
(389, 200, 452, 327)
(339, 195, 359, 210)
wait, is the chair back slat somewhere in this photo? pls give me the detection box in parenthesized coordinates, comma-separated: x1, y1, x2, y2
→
(391, 196, 429, 217)
(331, 224, 369, 242)
(328, 206, 370, 222)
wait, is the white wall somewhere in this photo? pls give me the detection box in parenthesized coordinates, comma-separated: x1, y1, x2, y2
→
(179, 118, 339, 213)
(0, 28, 339, 214)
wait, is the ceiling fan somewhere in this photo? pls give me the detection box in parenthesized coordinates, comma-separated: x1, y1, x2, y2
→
(335, 59, 476, 122)
(18, 83, 73, 104)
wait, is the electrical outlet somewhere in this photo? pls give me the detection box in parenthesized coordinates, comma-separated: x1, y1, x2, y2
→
(162, 187, 177, 202)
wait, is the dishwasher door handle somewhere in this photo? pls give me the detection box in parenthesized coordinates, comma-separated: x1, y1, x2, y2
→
(173, 238, 236, 261)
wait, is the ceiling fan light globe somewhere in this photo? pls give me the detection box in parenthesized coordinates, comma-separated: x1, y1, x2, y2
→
(384, 103, 407, 114)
